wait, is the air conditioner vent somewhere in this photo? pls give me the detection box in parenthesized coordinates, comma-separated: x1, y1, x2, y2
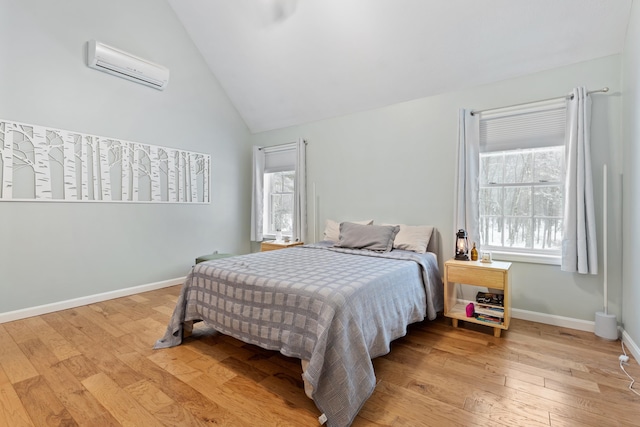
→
(87, 40, 169, 90)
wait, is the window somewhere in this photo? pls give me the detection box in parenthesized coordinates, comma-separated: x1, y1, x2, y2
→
(477, 101, 566, 262)
(251, 139, 306, 243)
(260, 143, 297, 239)
(263, 170, 294, 236)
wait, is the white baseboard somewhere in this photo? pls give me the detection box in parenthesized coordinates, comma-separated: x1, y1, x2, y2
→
(0, 277, 185, 324)
(622, 330, 640, 366)
(511, 308, 596, 332)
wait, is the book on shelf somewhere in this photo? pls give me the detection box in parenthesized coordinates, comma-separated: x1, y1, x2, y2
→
(474, 305, 504, 319)
(476, 291, 504, 306)
(474, 313, 503, 324)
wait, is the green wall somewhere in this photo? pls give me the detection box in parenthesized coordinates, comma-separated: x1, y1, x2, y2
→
(0, 0, 251, 313)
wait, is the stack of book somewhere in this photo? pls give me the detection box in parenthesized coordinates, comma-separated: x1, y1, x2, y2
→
(474, 303, 504, 324)
(474, 292, 504, 324)
(475, 292, 504, 306)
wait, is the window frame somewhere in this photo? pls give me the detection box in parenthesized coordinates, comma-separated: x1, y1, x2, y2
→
(477, 101, 566, 265)
(263, 170, 295, 238)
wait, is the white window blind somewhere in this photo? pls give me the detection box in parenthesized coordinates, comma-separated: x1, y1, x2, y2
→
(479, 101, 567, 152)
(264, 143, 296, 173)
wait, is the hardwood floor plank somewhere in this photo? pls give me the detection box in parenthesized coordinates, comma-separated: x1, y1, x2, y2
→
(0, 366, 34, 427)
(116, 351, 243, 426)
(147, 349, 203, 383)
(13, 376, 78, 427)
(123, 379, 174, 414)
(73, 305, 127, 339)
(374, 355, 551, 425)
(506, 376, 640, 425)
(548, 411, 623, 427)
(373, 379, 502, 427)
(14, 336, 119, 424)
(20, 316, 81, 362)
(188, 373, 317, 427)
(152, 403, 214, 427)
(462, 393, 551, 427)
(59, 354, 102, 383)
(2, 319, 39, 344)
(82, 372, 164, 427)
(0, 325, 39, 384)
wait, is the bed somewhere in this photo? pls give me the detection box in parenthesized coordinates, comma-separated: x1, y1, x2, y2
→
(155, 225, 443, 427)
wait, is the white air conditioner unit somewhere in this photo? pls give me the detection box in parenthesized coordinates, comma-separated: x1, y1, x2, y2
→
(87, 40, 169, 90)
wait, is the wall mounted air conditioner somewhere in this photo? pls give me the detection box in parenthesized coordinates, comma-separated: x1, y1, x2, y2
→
(87, 40, 169, 90)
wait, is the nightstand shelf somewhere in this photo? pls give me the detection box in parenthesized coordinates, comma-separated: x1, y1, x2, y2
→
(443, 258, 512, 337)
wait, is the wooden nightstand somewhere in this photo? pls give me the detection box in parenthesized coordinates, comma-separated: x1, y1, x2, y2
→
(443, 258, 512, 337)
(260, 240, 304, 252)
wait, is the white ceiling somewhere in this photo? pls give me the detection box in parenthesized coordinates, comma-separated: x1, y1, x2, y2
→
(168, 0, 633, 133)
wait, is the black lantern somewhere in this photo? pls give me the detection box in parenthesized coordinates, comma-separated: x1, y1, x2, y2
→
(455, 229, 470, 260)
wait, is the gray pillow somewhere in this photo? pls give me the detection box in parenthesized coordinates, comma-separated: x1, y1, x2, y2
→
(335, 222, 400, 252)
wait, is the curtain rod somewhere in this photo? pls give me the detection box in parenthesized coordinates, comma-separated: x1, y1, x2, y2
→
(258, 140, 307, 151)
(470, 87, 609, 116)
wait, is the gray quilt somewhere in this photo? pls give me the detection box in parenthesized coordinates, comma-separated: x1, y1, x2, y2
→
(154, 243, 443, 427)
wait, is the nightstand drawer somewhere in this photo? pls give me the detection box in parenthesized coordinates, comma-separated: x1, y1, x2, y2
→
(260, 241, 304, 252)
(447, 265, 505, 289)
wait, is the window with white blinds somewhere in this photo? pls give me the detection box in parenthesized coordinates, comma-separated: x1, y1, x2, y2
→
(479, 101, 567, 152)
(264, 143, 296, 173)
(262, 143, 297, 237)
(478, 100, 567, 261)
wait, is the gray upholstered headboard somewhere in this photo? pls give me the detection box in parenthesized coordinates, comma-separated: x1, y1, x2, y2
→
(427, 228, 444, 276)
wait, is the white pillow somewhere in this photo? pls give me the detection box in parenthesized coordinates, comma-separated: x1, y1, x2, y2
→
(383, 224, 434, 253)
(323, 219, 373, 242)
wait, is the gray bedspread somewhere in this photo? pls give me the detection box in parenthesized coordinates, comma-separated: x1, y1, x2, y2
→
(154, 243, 443, 427)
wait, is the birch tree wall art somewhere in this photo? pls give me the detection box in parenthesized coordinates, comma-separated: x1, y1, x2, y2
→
(0, 119, 210, 203)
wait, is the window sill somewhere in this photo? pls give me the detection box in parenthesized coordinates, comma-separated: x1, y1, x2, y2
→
(263, 234, 292, 241)
(489, 251, 561, 266)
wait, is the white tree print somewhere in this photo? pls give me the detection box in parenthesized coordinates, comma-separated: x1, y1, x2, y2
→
(0, 122, 13, 199)
(97, 138, 112, 201)
(167, 149, 177, 202)
(150, 145, 161, 201)
(132, 143, 140, 201)
(121, 142, 131, 201)
(177, 151, 185, 202)
(9, 123, 37, 199)
(137, 144, 152, 201)
(62, 131, 78, 200)
(31, 126, 52, 199)
(0, 119, 209, 204)
(76, 134, 90, 200)
(202, 155, 210, 203)
(158, 148, 168, 201)
(189, 153, 198, 202)
(107, 140, 122, 201)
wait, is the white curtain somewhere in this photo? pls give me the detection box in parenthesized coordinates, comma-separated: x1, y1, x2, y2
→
(292, 138, 307, 243)
(454, 109, 480, 248)
(562, 87, 598, 274)
(250, 146, 265, 242)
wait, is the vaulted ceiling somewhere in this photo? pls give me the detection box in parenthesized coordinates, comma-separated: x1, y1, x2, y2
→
(168, 0, 633, 133)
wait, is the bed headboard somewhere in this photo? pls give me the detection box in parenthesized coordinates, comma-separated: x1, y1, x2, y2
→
(427, 228, 444, 275)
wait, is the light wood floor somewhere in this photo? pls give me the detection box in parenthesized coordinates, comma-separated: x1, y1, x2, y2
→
(1, 286, 639, 427)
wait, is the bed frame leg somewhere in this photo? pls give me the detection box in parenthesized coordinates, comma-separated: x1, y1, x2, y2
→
(183, 321, 193, 338)
(451, 318, 458, 328)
